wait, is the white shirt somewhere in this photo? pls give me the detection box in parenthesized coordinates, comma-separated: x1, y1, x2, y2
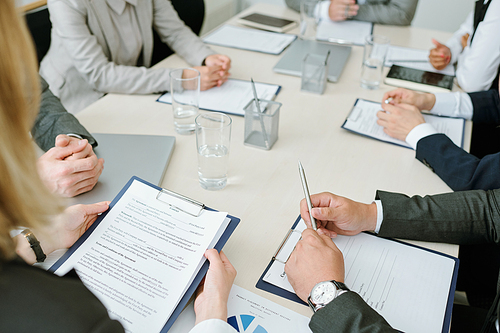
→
(405, 92, 473, 150)
(445, 0, 500, 92)
(188, 319, 236, 333)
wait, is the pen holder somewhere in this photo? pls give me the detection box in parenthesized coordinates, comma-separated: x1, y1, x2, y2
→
(301, 53, 329, 94)
(243, 99, 281, 150)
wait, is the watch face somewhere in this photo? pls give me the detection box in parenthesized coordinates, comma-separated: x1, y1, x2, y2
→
(311, 281, 337, 305)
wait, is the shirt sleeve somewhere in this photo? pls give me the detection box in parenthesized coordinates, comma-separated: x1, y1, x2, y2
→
(454, 0, 500, 92)
(318, 1, 331, 20)
(405, 123, 439, 150)
(445, 11, 473, 65)
(188, 319, 237, 333)
(430, 92, 473, 119)
(374, 200, 383, 234)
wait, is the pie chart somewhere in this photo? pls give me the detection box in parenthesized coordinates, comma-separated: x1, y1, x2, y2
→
(227, 314, 268, 333)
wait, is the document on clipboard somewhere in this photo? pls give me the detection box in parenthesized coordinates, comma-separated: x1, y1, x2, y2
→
(316, 19, 373, 46)
(50, 176, 240, 333)
(157, 79, 281, 117)
(256, 217, 459, 333)
(341, 99, 465, 149)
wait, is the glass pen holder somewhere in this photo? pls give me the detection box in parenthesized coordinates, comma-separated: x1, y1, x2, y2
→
(243, 99, 281, 150)
(301, 53, 329, 94)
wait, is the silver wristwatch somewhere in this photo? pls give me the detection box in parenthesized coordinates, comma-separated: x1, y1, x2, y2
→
(307, 280, 349, 312)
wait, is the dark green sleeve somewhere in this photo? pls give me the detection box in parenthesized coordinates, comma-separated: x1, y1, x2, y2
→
(310, 292, 397, 332)
(32, 76, 97, 151)
(376, 189, 500, 245)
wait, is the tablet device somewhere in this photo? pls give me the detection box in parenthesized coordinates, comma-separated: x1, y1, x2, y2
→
(273, 39, 351, 82)
(71, 133, 175, 205)
(238, 13, 297, 33)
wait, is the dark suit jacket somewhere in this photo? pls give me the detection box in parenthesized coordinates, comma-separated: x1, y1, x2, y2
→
(31, 76, 96, 152)
(0, 258, 124, 332)
(309, 189, 500, 332)
(415, 90, 500, 191)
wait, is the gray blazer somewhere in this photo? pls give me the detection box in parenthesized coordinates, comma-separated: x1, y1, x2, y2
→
(309, 189, 500, 332)
(285, 0, 419, 26)
(40, 0, 214, 113)
(33, 76, 96, 151)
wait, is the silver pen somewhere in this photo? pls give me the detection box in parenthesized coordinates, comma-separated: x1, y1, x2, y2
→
(250, 78, 270, 148)
(298, 161, 317, 231)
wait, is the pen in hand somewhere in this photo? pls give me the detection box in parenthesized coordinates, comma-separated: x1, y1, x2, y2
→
(298, 160, 317, 231)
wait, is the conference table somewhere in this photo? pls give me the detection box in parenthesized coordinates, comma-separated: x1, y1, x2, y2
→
(74, 3, 464, 319)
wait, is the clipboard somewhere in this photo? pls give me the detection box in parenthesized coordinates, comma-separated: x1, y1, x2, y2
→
(156, 78, 281, 117)
(49, 176, 240, 333)
(256, 215, 459, 333)
(341, 98, 466, 150)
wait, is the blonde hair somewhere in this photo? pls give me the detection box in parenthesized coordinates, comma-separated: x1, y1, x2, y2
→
(0, 0, 63, 261)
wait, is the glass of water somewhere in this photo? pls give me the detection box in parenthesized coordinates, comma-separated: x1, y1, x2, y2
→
(169, 68, 200, 134)
(361, 35, 390, 89)
(300, 0, 319, 40)
(195, 112, 232, 191)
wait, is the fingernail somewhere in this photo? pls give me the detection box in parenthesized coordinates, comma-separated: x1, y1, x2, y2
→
(78, 139, 88, 146)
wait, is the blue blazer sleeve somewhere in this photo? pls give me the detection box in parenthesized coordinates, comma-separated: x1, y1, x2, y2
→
(415, 133, 500, 191)
(470, 90, 500, 124)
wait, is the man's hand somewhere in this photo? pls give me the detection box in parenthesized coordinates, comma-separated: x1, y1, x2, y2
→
(329, 0, 359, 21)
(300, 192, 378, 238)
(382, 88, 436, 111)
(285, 229, 344, 302)
(194, 250, 236, 325)
(37, 135, 104, 197)
(429, 39, 452, 70)
(16, 202, 109, 264)
(461, 33, 470, 49)
(377, 103, 425, 141)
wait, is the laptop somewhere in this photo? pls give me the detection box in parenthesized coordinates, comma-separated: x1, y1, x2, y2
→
(273, 39, 351, 82)
(71, 133, 175, 205)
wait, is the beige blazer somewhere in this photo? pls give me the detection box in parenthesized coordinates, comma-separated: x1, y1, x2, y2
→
(40, 0, 214, 113)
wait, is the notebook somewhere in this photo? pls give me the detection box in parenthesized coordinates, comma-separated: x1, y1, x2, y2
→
(72, 133, 175, 205)
(273, 39, 351, 82)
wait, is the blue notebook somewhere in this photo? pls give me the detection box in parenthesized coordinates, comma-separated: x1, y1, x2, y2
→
(50, 176, 240, 333)
(256, 215, 459, 333)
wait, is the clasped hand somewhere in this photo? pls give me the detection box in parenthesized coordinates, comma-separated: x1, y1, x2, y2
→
(189, 54, 231, 91)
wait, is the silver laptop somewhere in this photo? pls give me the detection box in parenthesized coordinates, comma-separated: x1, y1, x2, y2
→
(273, 39, 351, 82)
(71, 133, 175, 205)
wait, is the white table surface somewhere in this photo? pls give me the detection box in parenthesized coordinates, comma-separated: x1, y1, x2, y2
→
(74, 3, 464, 318)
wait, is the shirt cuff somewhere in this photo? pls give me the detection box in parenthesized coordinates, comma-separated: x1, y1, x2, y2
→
(188, 319, 236, 333)
(66, 133, 83, 140)
(430, 92, 473, 119)
(318, 1, 331, 20)
(357, 0, 366, 4)
(405, 123, 438, 150)
(373, 200, 383, 234)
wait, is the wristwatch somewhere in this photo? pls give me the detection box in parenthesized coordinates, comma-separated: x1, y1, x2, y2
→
(307, 280, 349, 313)
(21, 229, 46, 263)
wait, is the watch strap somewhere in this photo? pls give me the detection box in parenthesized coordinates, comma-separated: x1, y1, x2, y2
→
(308, 280, 350, 313)
(21, 229, 46, 263)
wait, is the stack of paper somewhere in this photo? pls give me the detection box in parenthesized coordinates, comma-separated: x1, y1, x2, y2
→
(316, 19, 373, 46)
(203, 25, 296, 55)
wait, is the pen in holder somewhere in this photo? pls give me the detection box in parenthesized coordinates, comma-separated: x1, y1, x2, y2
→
(243, 99, 281, 150)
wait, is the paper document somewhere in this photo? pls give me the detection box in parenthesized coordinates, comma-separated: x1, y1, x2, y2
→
(169, 285, 312, 333)
(342, 99, 465, 149)
(385, 46, 455, 76)
(263, 219, 456, 333)
(157, 79, 281, 116)
(203, 25, 296, 55)
(53, 179, 229, 333)
(316, 19, 373, 46)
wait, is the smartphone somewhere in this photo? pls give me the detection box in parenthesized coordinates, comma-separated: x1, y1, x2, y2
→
(238, 13, 297, 33)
